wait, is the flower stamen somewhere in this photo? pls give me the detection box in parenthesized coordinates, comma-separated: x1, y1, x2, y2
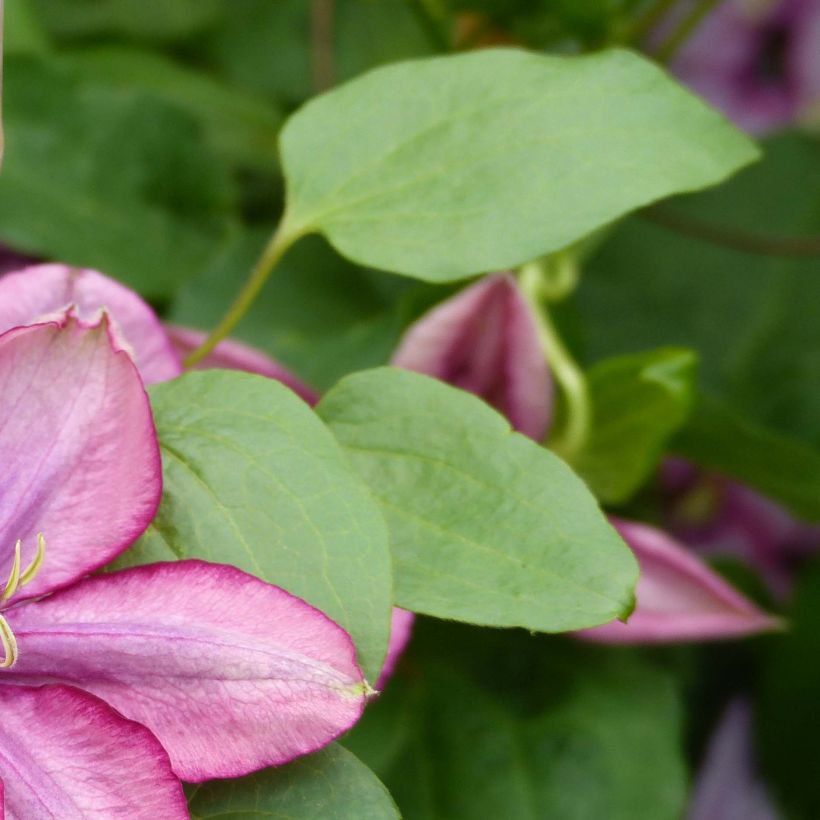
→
(20, 533, 46, 587)
(1, 541, 21, 602)
(0, 613, 17, 668)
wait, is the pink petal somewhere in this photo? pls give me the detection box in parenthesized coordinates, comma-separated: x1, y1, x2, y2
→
(376, 607, 415, 690)
(166, 324, 319, 404)
(0, 264, 181, 383)
(579, 519, 781, 643)
(0, 684, 186, 819)
(0, 316, 162, 602)
(5, 560, 369, 781)
(391, 273, 551, 440)
(687, 699, 780, 820)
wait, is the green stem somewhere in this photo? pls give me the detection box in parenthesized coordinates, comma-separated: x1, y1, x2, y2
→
(655, 0, 725, 63)
(519, 264, 591, 461)
(183, 223, 300, 368)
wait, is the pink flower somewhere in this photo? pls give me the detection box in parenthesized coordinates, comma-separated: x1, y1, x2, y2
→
(0, 263, 409, 688)
(670, 0, 820, 134)
(0, 313, 368, 815)
(661, 457, 820, 598)
(579, 519, 781, 643)
(391, 273, 552, 441)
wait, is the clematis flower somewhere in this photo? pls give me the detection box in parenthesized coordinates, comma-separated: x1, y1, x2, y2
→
(0, 313, 369, 815)
(391, 273, 552, 441)
(579, 519, 781, 643)
(661, 457, 820, 598)
(0, 263, 182, 383)
(687, 699, 781, 820)
(669, 0, 820, 134)
(0, 263, 413, 689)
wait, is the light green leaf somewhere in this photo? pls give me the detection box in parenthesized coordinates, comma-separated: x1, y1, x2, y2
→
(574, 348, 697, 504)
(317, 367, 637, 631)
(279, 47, 758, 282)
(188, 745, 399, 820)
(59, 46, 283, 171)
(673, 394, 820, 522)
(0, 55, 235, 297)
(118, 370, 392, 682)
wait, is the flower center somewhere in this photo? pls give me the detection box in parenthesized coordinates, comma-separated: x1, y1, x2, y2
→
(0, 534, 46, 669)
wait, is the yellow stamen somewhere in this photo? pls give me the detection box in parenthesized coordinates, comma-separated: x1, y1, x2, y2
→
(1, 541, 22, 602)
(0, 613, 17, 668)
(20, 533, 46, 587)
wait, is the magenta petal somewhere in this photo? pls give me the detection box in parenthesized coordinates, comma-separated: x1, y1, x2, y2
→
(376, 608, 415, 690)
(165, 324, 319, 404)
(391, 273, 551, 440)
(0, 684, 186, 819)
(578, 519, 781, 643)
(0, 316, 162, 601)
(5, 560, 369, 781)
(0, 264, 181, 383)
(687, 700, 780, 820)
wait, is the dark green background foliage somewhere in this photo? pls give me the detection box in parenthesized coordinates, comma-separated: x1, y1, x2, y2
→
(2, 0, 818, 817)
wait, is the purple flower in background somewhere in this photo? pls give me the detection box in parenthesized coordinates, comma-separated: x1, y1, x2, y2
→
(391, 273, 552, 441)
(0, 313, 369, 814)
(579, 519, 780, 643)
(662, 457, 820, 598)
(671, 0, 820, 133)
(687, 699, 782, 820)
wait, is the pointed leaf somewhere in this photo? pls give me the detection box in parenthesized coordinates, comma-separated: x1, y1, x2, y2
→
(318, 367, 637, 632)
(279, 48, 758, 282)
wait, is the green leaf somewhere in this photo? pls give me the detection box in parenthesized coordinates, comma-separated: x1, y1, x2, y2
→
(317, 367, 637, 631)
(118, 370, 392, 682)
(347, 622, 687, 820)
(188, 744, 399, 820)
(574, 348, 697, 504)
(0, 55, 235, 297)
(59, 46, 283, 172)
(673, 394, 820, 522)
(278, 47, 758, 282)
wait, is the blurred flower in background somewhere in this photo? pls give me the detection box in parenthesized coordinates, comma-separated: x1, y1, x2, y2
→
(661, 457, 820, 598)
(669, 0, 820, 134)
